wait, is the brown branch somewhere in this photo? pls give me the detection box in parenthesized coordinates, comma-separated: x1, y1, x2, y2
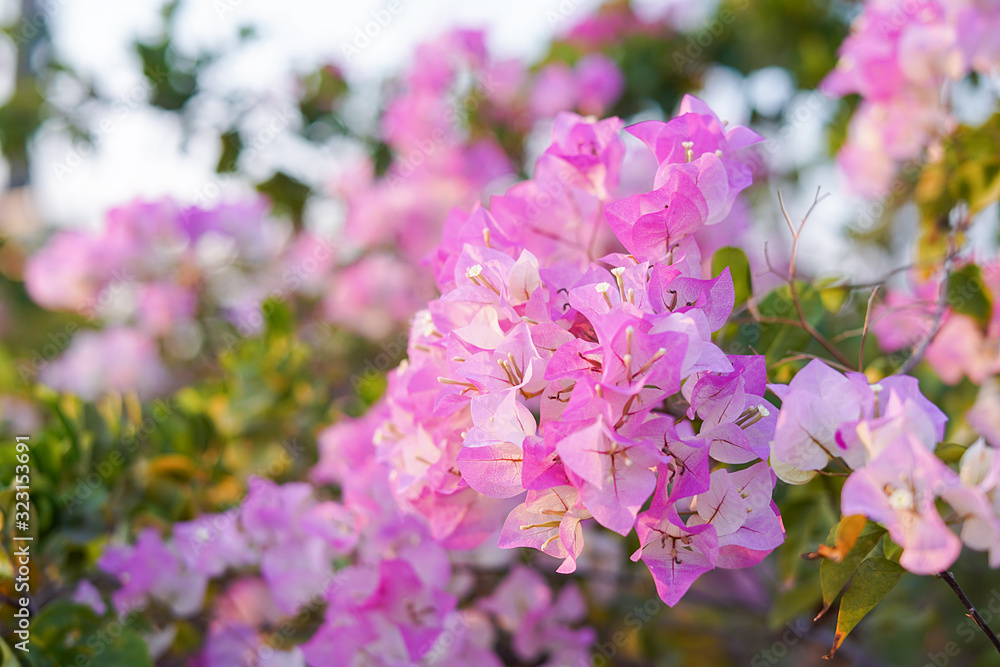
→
(777, 189, 856, 370)
(859, 286, 879, 372)
(937, 571, 1000, 655)
(773, 352, 855, 374)
(896, 215, 966, 375)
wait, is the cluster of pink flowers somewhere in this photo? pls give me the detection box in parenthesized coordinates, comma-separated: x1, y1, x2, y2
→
(871, 256, 1000, 385)
(24, 198, 290, 399)
(326, 29, 626, 339)
(23, 27, 630, 393)
(93, 404, 595, 666)
(822, 0, 1000, 197)
(364, 96, 783, 606)
(770, 358, 1000, 574)
(529, 54, 624, 118)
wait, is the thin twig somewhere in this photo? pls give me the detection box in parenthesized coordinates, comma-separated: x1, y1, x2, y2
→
(896, 216, 965, 375)
(773, 352, 855, 374)
(831, 328, 865, 343)
(937, 571, 1000, 655)
(859, 286, 879, 372)
(833, 249, 962, 290)
(777, 189, 855, 370)
(757, 242, 790, 281)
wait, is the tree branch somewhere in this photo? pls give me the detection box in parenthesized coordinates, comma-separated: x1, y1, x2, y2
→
(858, 286, 879, 372)
(777, 189, 855, 370)
(896, 215, 966, 376)
(937, 570, 1000, 655)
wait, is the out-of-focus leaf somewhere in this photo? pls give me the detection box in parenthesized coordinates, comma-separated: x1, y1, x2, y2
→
(216, 130, 243, 173)
(712, 246, 752, 306)
(882, 534, 903, 563)
(255, 172, 311, 227)
(1, 637, 22, 666)
(953, 158, 1000, 215)
(935, 442, 968, 465)
(818, 283, 849, 314)
(744, 282, 824, 365)
(946, 264, 993, 329)
(26, 601, 153, 666)
(147, 454, 199, 481)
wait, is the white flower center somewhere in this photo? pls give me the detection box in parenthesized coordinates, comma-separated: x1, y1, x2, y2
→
(888, 487, 915, 511)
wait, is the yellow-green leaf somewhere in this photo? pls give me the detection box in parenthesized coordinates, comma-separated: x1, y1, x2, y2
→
(712, 246, 753, 306)
(947, 264, 993, 330)
(935, 442, 968, 465)
(819, 521, 886, 615)
(830, 556, 904, 657)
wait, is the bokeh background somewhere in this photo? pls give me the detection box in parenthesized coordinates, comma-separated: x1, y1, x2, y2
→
(1, 0, 999, 665)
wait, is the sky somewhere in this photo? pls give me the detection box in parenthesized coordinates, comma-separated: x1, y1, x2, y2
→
(4, 0, 997, 278)
(29, 0, 613, 229)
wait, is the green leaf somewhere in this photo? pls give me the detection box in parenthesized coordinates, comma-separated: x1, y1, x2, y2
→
(746, 282, 825, 364)
(263, 298, 293, 337)
(819, 521, 886, 613)
(946, 264, 993, 329)
(216, 130, 243, 173)
(255, 171, 311, 228)
(712, 246, 752, 306)
(882, 534, 903, 563)
(1, 637, 23, 666)
(935, 442, 968, 465)
(818, 285, 849, 314)
(954, 158, 1000, 214)
(831, 556, 904, 656)
(25, 602, 153, 667)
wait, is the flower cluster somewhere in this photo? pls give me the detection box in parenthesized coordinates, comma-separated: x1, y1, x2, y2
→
(23, 27, 631, 393)
(769, 358, 1000, 574)
(94, 402, 594, 666)
(96, 476, 355, 664)
(368, 96, 782, 606)
(871, 256, 1000, 385)
(24, 198, 292, 399)
(822, 0, 1000, 197)
(325, 29, 628, 339)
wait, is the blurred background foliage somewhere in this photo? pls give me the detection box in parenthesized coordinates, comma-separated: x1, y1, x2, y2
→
(0, 0, 998, 664)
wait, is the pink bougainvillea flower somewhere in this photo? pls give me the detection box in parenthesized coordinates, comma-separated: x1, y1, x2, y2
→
(841, 434, 984, 575)
(499, 486, 591, 573)
(631, 504, 719, 606)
